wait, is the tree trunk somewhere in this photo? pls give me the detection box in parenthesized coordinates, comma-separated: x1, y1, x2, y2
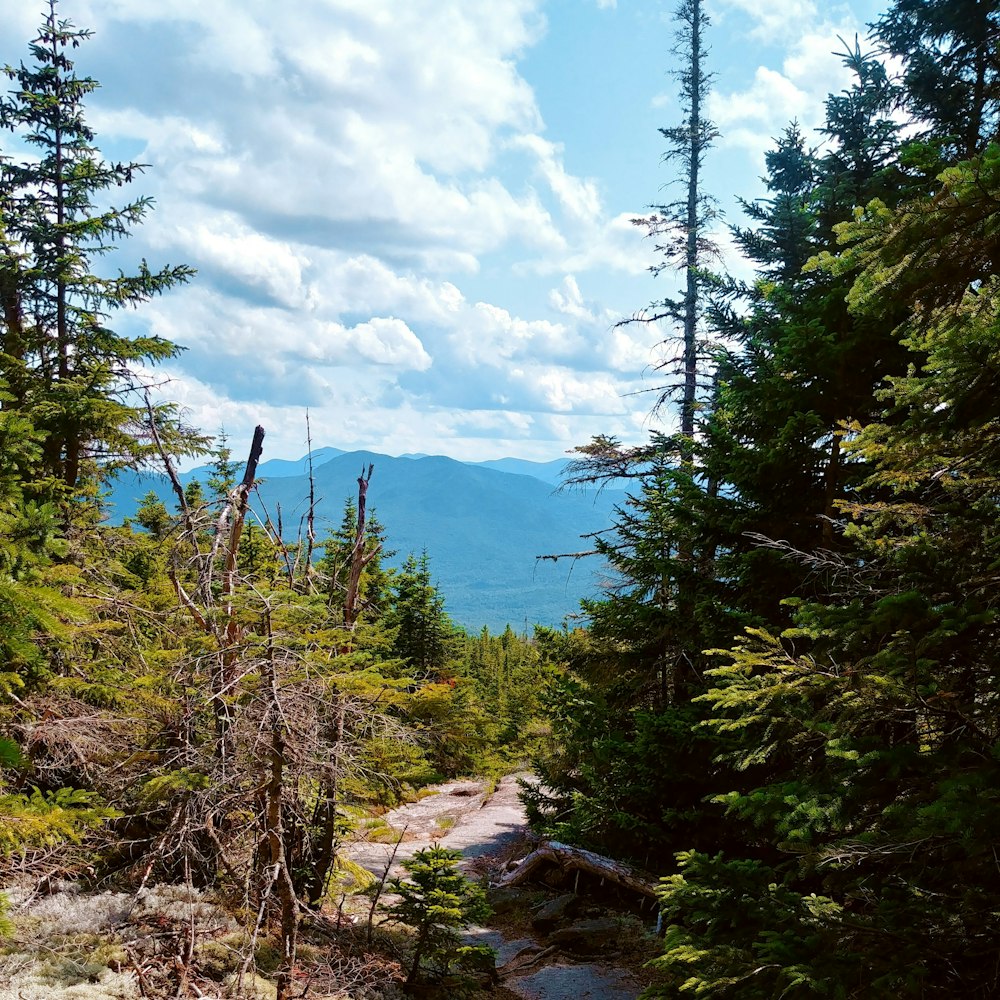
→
(215, 425, 265, 765)
(500, 840, 658, 900)
(344, 463, 377, 629)
(262, 602, 298, 1000)
(681, 0, 702, 453)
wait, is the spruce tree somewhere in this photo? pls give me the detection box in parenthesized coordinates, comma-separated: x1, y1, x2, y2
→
(637, 0, 718, 438)
(875, 0, 1000, 161)
(388, 551, 456, 679)
(641, 19, 1000, 996)
(0, 0, 195, 495)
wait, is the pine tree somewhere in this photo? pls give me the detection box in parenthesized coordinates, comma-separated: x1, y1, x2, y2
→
(388, 551, 456, 678)
(636, 0, 719, 439)
(387, 844, 494, 991)
(641, 24, 1000, 996)
(0, 0, 195, 496)
(875, 0, 1000, 161)
(533, 45, 913, 866)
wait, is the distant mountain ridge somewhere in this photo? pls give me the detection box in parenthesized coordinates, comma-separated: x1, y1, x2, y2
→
(106, 447, 619, 631)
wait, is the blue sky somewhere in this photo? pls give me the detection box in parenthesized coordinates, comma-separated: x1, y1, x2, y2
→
(1, 0, 884, 465)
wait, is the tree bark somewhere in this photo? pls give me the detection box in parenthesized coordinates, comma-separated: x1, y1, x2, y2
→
(499, 840, 658, 900)
(262, 601, 298, 1000)
(344, 463, 378, 629)
(681, 0, 703, 452)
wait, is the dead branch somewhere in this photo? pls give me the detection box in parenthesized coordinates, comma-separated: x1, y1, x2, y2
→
(144, 392, 193, 537)
(499, 840, 658, 900)
(304, 412, 317, 587)
(344, 464, 377, 629)
(535, 550, 600, 562)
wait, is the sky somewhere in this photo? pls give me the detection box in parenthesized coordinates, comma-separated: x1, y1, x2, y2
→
(1, 0, 885, 465)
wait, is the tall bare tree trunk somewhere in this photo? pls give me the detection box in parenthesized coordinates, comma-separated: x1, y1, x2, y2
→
(261, 602, 298, 1000)
(344, 463, 377, 629)
(680, 0, 703, 453)
(214, 425, 265, 767)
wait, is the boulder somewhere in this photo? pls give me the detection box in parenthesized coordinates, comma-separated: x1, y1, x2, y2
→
(546, 917, 622, 954)
(531, 892, 579, 930)
(486, 886, 529, 914)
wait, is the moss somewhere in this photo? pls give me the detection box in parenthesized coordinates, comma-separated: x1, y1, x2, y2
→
(0, 893, 13, 938)
(252, 936, 282, 975)
(194, 938, 242, 980)
(223, 971, 277, 1000)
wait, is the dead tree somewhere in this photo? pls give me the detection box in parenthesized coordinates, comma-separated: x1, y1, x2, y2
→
(500, 839, 658, 901)
(344, 463, 378, 629)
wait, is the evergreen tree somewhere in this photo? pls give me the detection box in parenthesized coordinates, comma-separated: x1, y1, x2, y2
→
(206, 428, 239, 498)
(535, 45, 911, 865)
(875, 0, 1000, 161)
(638, 0, 719, 437)
(648, 162, 1000, 994)
(640, 20, 1000, 995)
(387, 551, 456, 678)
(387, 845, 494, 992)
(0, 0, 195, 496)
(317, 497, 393, 624)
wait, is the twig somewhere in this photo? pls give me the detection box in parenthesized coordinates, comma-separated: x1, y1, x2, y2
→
(367, 825, 407, 946)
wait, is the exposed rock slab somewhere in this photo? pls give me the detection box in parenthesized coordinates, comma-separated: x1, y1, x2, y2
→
(513, 962, 645, 1000)
(546, 917, 623, 954)
(531, 892, 579, 930)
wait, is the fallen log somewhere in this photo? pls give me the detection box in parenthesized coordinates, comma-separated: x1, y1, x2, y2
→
(499, 839, 659, 901)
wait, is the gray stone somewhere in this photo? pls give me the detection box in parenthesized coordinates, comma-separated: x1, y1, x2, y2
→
(531, 893, 579, 929)
(488, 885, 530, 914)
(546, 917, 622, 954)
(510, 961, 642, 1000)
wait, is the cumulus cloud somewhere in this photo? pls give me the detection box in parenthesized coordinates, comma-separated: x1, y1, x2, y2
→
(0, 0, 860, 463)
(709, 12, 869, 171)
(715, 0, 820, 41)
(512, 134, 603, 224)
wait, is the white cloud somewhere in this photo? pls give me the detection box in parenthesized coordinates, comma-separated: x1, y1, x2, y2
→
(455, 303, 577, 365)
(512, 134, 603, 224)
(0, 0, 742, 465)
(530, 369, 628, 414)
(710, 16, 866, 171)
(337, 317, 433, 370)
(715, 0, 820, 41)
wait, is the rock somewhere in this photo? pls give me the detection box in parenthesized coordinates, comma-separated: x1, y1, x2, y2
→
(546, 917, 622, 954)
(487, 886, 529, 914)
(531, 892, 579, 930)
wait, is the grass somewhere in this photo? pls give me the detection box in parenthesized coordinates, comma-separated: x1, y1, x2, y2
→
(434, 815, 457, 835)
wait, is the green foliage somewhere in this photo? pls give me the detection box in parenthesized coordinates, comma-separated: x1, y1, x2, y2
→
(536, 13, 1000, 999)
(644, 851, 853, 999)
(387, 551, 459, 677)
(206, 429, 240, 498)
(6, 8, 1000, 999)
(0, 0, 197, 494)
(317, 497, 394, 622)
(874, 0, 1000, 161)
(0, 786, 116, 855)
(386, 844, 494, 991)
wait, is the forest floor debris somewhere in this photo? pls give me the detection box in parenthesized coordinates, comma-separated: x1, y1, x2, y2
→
(1, 775, 663, 999)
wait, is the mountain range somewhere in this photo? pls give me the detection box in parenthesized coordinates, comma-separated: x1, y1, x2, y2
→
(104, 448, 624, 632)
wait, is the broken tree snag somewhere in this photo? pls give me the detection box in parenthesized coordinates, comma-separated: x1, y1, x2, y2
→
(239, 424, 267, 493)
(499, 840, 658, 901)
(344, 463, 380, 629)
(223, 424, 266, 617)
(217, 426, 266, 761)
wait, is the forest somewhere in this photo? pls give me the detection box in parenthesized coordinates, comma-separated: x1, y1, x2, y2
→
(3, 0, 1000, 998)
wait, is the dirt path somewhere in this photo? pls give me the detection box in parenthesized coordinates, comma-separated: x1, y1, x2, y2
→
(347, 776, 647, 1000)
